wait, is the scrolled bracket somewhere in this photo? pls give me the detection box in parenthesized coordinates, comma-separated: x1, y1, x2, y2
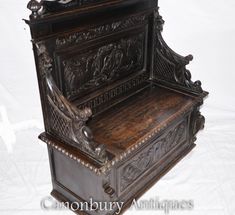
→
(153, 8, 203, 94)
(36, 42, 108, 164)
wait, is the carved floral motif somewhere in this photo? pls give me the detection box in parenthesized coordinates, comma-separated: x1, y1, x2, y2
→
(56, 14, 147, 48)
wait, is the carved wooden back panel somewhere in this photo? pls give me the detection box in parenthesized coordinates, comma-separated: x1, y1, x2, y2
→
(27, 0, 203, 118)
(54, 14, 149, 102)
(28, 0, 158, 115)
(46, 15, 150, 114)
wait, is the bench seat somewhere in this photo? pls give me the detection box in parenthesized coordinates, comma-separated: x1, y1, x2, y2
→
(89, 84, 196, 156)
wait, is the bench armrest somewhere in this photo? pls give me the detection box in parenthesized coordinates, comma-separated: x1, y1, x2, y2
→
(153, 8, 203, 94)
(36, 42, 108, 164)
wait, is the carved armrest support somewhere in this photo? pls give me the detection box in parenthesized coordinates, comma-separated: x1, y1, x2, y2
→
(36, 42, 108, 164)
(154, 8, 203, 94)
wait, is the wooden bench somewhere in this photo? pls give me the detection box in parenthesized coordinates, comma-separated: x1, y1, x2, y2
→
(25, 0, 208, 214)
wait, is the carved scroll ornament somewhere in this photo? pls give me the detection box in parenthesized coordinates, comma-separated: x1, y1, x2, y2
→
(154, 8, 203, 94)
(36, 42, 108, 163)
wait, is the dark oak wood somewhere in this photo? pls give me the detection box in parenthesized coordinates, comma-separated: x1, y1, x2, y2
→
(25, 0, 208, 214)
(90, 85, 198, 153)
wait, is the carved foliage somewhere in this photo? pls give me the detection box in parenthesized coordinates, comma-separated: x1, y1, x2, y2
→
(155, 121, 185, 159)
(153, 9, 203, 93)
(56, 14, 147, 48)
(62, 32, 145, 99)
(120, 121, 186, 191)
(121, 145, 155, 192)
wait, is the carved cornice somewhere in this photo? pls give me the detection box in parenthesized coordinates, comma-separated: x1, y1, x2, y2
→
(36, 42, 108, 163)
(56, 14, 148, 48)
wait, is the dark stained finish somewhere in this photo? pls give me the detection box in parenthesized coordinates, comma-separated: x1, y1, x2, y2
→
(90, 85, 196, 154)
(25, 0, 208, 214)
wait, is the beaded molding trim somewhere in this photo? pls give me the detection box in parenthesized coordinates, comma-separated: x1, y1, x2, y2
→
(40, 97, 202, 175)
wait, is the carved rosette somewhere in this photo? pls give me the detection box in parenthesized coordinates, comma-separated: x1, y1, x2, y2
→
(36, 42, 108, 163)
(153, 8, 203, 94)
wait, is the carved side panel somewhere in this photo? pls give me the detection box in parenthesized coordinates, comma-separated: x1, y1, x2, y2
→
(59, 31, 146, 100)
(36, 42, 108, 163)
(153, 8, 203, 94)
(118, 120, 187, 193)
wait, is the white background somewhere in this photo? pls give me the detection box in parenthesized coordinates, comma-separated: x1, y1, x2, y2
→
(0, 0, 235, 214)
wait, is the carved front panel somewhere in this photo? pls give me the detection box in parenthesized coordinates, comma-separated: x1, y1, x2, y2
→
(58, 30, 147, 100)
(118, 120, 187, 193)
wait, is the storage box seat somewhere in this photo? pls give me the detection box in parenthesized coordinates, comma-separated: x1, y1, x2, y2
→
(89, 85, 196, 157)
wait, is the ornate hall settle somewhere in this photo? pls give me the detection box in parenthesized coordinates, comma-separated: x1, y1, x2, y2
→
(25, 0, 208, 214)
